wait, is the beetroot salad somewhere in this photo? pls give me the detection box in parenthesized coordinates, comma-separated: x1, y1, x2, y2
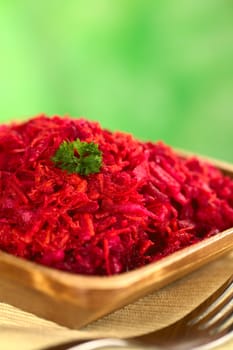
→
(0, 115, 233, 275)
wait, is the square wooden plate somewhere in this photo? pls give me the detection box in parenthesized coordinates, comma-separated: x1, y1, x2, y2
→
(0, 151, 233, 329)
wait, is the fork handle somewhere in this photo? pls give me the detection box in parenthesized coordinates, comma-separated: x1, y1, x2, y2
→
(46, 338, 156, 349)
(66, 338, 128, 349)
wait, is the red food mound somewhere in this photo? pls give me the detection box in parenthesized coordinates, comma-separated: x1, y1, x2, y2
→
(0, 116, 233, 275)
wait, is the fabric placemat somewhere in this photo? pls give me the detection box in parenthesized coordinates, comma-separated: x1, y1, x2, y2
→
(0, 252, 233, 350)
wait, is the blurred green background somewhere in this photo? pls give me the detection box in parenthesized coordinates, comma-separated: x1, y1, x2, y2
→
(0, 0, 232, 161)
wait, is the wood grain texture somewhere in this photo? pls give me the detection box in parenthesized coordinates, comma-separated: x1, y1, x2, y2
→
(0, 151, 233, 329)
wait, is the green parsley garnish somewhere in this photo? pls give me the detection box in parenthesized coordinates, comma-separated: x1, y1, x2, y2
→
(52, 139, 102, 175)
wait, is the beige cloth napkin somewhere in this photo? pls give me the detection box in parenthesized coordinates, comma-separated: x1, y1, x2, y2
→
(0, 252, 233, 350)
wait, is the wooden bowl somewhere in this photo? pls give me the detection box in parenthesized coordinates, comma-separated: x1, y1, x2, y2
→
(0, 151, 233, 329)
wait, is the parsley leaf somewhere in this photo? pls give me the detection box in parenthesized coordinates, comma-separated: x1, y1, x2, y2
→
(52, 139, 103, 175)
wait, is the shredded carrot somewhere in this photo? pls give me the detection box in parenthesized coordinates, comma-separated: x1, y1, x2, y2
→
(0, 115, 233, 275)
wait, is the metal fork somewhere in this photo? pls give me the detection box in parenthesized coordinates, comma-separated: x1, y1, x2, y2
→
(47, 276, 233, 350)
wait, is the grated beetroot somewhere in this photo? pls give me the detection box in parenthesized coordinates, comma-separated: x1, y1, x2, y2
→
(0, 115, 233, 275)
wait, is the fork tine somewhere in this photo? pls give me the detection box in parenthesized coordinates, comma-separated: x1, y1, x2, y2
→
(134, 276, 233, 347)
(216, 320, 233, 337)
(194, 284, 233, 329)
(201, 302, 233, 331)
(198, 323, 233, 350)
(187, 276, 233, 326)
